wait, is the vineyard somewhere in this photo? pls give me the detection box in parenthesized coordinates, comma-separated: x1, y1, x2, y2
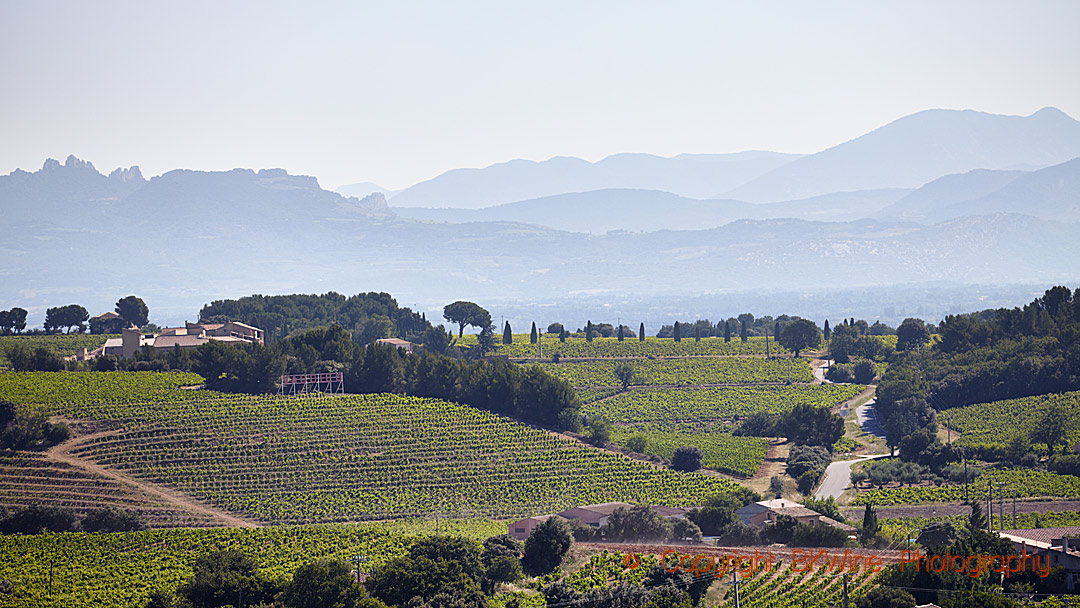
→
(939, 390, 1080, 448)
(582, 384, 865, 424)
(534, 357, 814, 388)
(0, 334, 118, 366)
(852, 468, 1080, 505)
(5, 383, 744, 523)
(0, 452, 218, 528)
(457, 334, 789, 358)
(0, 524, 416, 608)
(0, 370, 206, 406)
(610, 423, 768, 477)
(714, 557, 882, 608)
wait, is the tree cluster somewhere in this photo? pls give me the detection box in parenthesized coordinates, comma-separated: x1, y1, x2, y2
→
(0, 307, 27, 334)
(199, 292, 433, 345)
(43, 304, 89, 334)
(0, 401, 70, 450)
(0, 505, 145, 535)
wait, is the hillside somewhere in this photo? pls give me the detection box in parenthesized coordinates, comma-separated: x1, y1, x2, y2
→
(392, 187, 910, 233)
(725, 107, 1080, 202)
(0, 372, 742, 523)
(387, 151, 801, 208)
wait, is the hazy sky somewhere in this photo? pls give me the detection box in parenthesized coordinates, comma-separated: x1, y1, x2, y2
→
(3, 1, 1079, 190)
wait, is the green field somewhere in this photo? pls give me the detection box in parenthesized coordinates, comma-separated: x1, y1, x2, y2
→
(0, 370, 206, 405)
(940, 390, 1080, 449)
(0, 523, 494, 608)
(0, 334, 117, 366)
(582, 384, 865, 423)
(852, 467, 1080, 505)
(534, 357, 814, 388)
(610, 423, 768, 477)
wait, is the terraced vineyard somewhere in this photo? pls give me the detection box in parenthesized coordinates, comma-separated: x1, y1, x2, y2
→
(535, 357, 814, 388)
(583, 384, 865, 423)
(940, 390, 1080, 448)
(7, 384, 743, 523)
(0, 524, 418, 608)
(853, 468, 1080, 505)
(610, 423, 768, 477)
(0, 370, 206, 405)
(0, 452, 218, 528)
(0, 333, 117, 366)
(458, 334, 788, 358)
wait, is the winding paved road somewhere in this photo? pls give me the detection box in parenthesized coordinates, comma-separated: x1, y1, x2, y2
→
(814, 399, 890, 500)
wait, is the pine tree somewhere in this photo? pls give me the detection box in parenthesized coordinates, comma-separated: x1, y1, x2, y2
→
(740, 320, 748, 343)
(824, 319, 831, 341)
(503, 321, 513, 345)
(724, 320, 731, 343)
(673, 321, 681, 342)
(530, 322, 538, 344)
(639, 322, 645, 342)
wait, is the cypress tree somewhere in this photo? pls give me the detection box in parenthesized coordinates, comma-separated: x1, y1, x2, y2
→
(586, 320, 594, 342)
(560, 329, 567, 343)
(850, 317, 855, 327)
(968, 499, 987, 532)
(775, 321, 781, 343)
(503, 321, 513, 345)
(724, 320, 731, 343)
(740, 320, 748, 343)
(639, 322, 645, 342)
(530, 322, 538, 344)
(824, 319, 831, 341)
(862, 503, 879, 538)
(617, 324, 624, 342)
(695, 325, 701, 342)
(673, 321, 681, 342)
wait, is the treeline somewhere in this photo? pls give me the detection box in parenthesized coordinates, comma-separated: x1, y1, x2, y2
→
(0, 505, 146, 535)
(47, 325, 583, 431)
(199, 292, 432, 344)
(873, 286, 1080, 469)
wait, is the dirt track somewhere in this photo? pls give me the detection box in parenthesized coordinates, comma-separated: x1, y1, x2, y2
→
(46, 428, 260, 528)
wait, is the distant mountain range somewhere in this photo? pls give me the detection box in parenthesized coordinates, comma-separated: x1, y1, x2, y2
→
(2, 153, 1079, 325)
(393, 188, 910, 234)
(386, 151, 802, 209)
(375, 107, 1080, 212)
(4, 106, 1080, 326)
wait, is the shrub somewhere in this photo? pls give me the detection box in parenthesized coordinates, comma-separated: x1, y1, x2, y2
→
(853, 360, 877, 384)
(671, 446, 703, 472)
(625, 434, 648, 454)
(826, 364, 855, 383)
(790, 523, 848, 547)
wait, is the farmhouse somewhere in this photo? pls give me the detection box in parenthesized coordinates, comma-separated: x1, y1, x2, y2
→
(375, 338, 418, 354)
(736, 499, 856, 533)
(78, 321, 264, 360)
(999, 527, 1080, 590)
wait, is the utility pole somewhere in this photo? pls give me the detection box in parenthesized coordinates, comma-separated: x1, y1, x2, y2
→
(1012, 488, 1017, 529)
(731, 564, 741, 608)
(987, 482, 993, 534)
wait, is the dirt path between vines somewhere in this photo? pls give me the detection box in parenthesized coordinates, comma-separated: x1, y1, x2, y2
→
(45, 429, 260, 528)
